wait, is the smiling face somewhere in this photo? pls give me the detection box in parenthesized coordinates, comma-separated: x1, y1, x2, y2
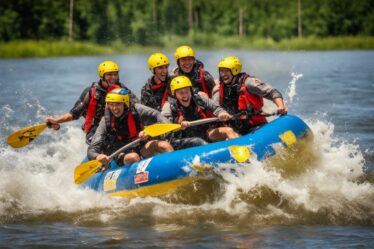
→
(179, 56, 195, 73)
(175, 87, 192, 107)
(219, 68, 234, 85)
(107, 102, 125, 117)
(154, 65, 169, 83)
(102, 71, 119, 87)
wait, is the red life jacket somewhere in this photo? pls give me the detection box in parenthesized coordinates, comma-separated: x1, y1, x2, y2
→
(110, 111, 139, 141)
(219, 74, 267, 126)
(83, 84, 121, 133)
(199, 67, 210, 97)
(175, 64, 210, 97)
(83, 85, 98, 133)
(175, 96, 214, 124)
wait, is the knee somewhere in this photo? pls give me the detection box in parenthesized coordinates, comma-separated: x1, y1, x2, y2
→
(123, 153, 140, 164)
(157, 140, 173, 152)
(226, 127, 240, 139)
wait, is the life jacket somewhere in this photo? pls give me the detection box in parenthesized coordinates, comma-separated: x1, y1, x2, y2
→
(104, 107, 142, 152)
(83, 82, 121, 133)
(144, 77, 169, 110)
(219, 73, 267, 126)
(175, 60, 210, 97)
(169, 95, 214, 139)
(170, 94, 214, 124)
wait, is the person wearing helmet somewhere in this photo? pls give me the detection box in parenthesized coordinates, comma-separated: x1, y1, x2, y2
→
(88, 88, 173, 166)
(45, 60, 139, 144)
(141, 53, 172, 111)
(213, 56, 287, 135)
(161, 76, 239, 149)
(171, 45, 216, 99)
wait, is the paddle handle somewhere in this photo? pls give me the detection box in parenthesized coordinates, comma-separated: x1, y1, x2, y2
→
(188, 117, 219, 127)
(108, 138, 141, 160)
(260, 111, 279, 117)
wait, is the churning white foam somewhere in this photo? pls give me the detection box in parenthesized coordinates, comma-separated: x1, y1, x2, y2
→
(285, 72, 303, 106)
(0, 107, 372, 225)
(0, 125, 121, 221)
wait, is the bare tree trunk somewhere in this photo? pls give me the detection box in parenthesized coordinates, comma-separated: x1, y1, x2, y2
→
(152, 0, 157, 29)
(69, 0, 74, 41)
(297, 0, 302, 38)
(195, 9, 199, 30)
(188, 0, 193, 33)
(239, 8, 244, 36)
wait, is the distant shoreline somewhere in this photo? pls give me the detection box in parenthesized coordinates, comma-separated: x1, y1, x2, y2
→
(1, 36, 373, 58)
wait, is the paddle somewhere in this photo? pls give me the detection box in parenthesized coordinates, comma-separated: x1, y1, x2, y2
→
(7, 122, 60, 148)
(74, 138, 141, 184)
(73, 122, 181, 185)
(144, 117, 218, 137)
(144, 111, 281, 137)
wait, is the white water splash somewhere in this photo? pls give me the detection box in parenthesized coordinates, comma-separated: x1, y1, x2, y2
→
(0, 113, 372, 225)
(0, 126, 122, 220)
(285, 72, 303, 106)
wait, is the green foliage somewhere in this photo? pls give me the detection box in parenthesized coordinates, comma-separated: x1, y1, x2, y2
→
(0, 40, 115, 58)
(1, 36, 373, 58)
(0, 0, 373, 52)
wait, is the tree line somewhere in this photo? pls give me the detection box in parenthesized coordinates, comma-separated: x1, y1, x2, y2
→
(0, 0, 373, 45)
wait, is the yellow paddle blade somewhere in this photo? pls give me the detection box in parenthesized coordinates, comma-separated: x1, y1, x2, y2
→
(74, 160, 102, 184)
(143, 123, 181, 137)
(7, 124, 48, 148)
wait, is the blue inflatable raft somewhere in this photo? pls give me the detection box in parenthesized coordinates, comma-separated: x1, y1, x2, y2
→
(81, 115, 312, 198)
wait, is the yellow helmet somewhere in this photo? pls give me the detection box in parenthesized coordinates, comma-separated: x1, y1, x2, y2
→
(105, 88, 130, 107)
(174, 45, 195, 63)
(217, 56, 242, 76)
(170, 76, 192, 95)
(98, 61, 119, 78)
(147, 53, 169, 73)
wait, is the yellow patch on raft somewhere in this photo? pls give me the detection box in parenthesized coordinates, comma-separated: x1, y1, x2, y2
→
(279, 130, 297, 146)
(228, 146, 251, 163)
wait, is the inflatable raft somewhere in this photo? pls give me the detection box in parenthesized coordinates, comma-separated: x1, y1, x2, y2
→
(81, 115, 312, 198)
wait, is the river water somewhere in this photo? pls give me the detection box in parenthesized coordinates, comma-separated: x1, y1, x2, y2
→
(0, 51, 373, 248)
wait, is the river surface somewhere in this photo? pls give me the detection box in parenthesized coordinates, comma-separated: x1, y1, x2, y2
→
(0, 51, 373, 248)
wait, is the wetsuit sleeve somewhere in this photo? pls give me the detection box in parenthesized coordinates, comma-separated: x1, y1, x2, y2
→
(140, 84, 158, 108)
(169, 68, 179, 77)
(244, 77, 283, 100)
(135, 103, 171, 125)
(204, 97, 226, 116)
(212, 88, 220, 106)
(69, 87, 91, 120)
(87, 118, 107, 160)
(160, 102, 174, 122)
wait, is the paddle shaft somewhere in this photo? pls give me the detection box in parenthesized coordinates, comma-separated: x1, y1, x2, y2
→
(108, 138, 142, 161)
(188, 117, 218, 126)
(180, 112, 278, 129)
(260, 111, 279, 117)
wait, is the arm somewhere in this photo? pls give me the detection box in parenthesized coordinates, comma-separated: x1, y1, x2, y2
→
(245, 77, 283, 99)
(245, 77, 287, 114)
(135, 103, 171, 125)
(140, 84, 158, 108)
(204, 97, 231, 121)
(160, 102, 174, 122)
(212, 87, 220, 106)
(46, 87, 90, 125)
(87, 118, 107, 161)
